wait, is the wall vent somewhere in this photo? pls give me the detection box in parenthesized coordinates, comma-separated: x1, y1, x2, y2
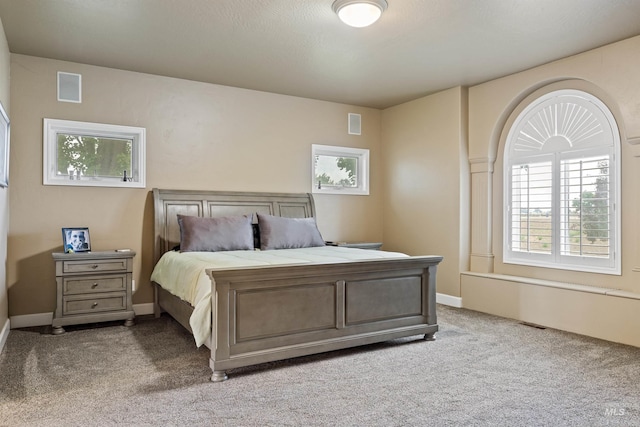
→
(348, 113, 361, 135)
(57, 72, 82, 103)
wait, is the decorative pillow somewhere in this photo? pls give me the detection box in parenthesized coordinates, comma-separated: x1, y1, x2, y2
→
(178, 214, 254, 252)
(257, 214, 325, 250)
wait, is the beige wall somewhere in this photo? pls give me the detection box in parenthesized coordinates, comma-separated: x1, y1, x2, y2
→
(0, 17, 9, 338)
(8, 54, 383, 316)
(7, 32, 640, 347)
(381, 35, 640, 346)
(381, 86, 470, 297)
(463, 36, 640, 345)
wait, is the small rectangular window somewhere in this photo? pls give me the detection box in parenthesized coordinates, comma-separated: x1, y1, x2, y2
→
(43, 119, 146, 188)
(312, 144, 369, 195)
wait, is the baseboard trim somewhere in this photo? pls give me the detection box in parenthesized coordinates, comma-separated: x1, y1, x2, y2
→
(10, 303, 156, 329)
(0, 318, 10, 354)
(436, 293, 463, 308)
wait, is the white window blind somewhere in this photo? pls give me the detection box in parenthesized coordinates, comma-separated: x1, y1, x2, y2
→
(510, 161, 553, 255)
(503, 89, 620, 275)
(560, 155, 610, 258)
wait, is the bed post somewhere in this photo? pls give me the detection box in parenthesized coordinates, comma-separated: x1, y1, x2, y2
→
(209, 278, 232, 382)
(152, 188, 164, 319)
(424, 263, 439, 341)
(153, 283, 162, 318)
(211, 371, 228, 382)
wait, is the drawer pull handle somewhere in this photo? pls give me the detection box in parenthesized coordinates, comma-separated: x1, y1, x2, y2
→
(92, 283, 99, 289)
(90, 264, 99, 269)
(92, 302, 98, 308)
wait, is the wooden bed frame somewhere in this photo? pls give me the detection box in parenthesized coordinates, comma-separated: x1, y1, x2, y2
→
(152, 188, 443, 382)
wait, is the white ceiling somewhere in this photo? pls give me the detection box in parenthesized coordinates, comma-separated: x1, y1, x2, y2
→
(1, 0, 640, 109)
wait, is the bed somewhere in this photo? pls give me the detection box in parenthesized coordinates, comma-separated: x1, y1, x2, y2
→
(151, 188, 443, 382)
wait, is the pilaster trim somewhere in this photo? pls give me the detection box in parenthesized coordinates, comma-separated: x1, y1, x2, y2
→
(469, 157, 495, 173)
(470, 252, 495, 258)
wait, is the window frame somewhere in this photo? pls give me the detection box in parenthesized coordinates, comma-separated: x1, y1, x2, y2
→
(311, 144, 370, 195)
(503, 89, 621, 275)
(43, 118, 146, 188)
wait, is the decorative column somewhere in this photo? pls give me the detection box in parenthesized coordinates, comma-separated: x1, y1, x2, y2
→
(469, 157, 495, 273)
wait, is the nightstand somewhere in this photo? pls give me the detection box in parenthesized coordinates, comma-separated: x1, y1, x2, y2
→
(326, 242, 383, 250)
(51, 251, 136, 335)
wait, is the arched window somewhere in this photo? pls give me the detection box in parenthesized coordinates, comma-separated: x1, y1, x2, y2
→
(503, 89, 620, 275)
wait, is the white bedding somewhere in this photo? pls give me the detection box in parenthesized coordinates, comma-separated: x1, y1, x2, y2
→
(150, 246, 409, 347)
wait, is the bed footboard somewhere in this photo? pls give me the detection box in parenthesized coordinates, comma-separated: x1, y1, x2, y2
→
(206, 255, 442, 381)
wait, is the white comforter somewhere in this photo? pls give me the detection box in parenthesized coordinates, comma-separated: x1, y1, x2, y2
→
(150, 246, 409, 347)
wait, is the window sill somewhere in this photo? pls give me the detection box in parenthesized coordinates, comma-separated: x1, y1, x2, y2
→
(462, 271, 640, 300)
(503, 257, 620, 276)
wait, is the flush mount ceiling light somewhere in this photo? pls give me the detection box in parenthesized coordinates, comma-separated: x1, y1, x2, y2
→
(332, 0, 388, 28)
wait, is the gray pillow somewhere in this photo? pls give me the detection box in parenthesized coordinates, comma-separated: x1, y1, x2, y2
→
(178, 214, 254, 252)
(257, 214, 325, 250)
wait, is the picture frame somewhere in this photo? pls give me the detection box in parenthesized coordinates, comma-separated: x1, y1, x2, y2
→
(0, 101, 9, 187)
(62, 227, 91, 253)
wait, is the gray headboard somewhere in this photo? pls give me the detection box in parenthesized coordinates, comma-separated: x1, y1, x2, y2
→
(152, 188, 317, 263)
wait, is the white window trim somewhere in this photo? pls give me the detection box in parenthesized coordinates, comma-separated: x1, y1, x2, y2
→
(43, 118, 146, 188)
(503, 89, 621, 275)
(312, 144, 369, 195)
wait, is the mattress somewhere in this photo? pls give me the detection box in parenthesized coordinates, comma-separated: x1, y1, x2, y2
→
(150, 246, 409, 347)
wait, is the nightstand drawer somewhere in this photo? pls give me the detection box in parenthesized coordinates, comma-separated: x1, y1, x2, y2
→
(63, 292, 127, 315)
(63, 274, 127, 295)
(62, 258, 129, 274)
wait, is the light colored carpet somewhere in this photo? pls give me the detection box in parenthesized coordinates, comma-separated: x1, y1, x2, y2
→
(1, 305, 639, 427)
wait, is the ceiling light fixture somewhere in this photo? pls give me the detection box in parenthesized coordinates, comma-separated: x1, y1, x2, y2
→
(332, 0, 388, 28)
